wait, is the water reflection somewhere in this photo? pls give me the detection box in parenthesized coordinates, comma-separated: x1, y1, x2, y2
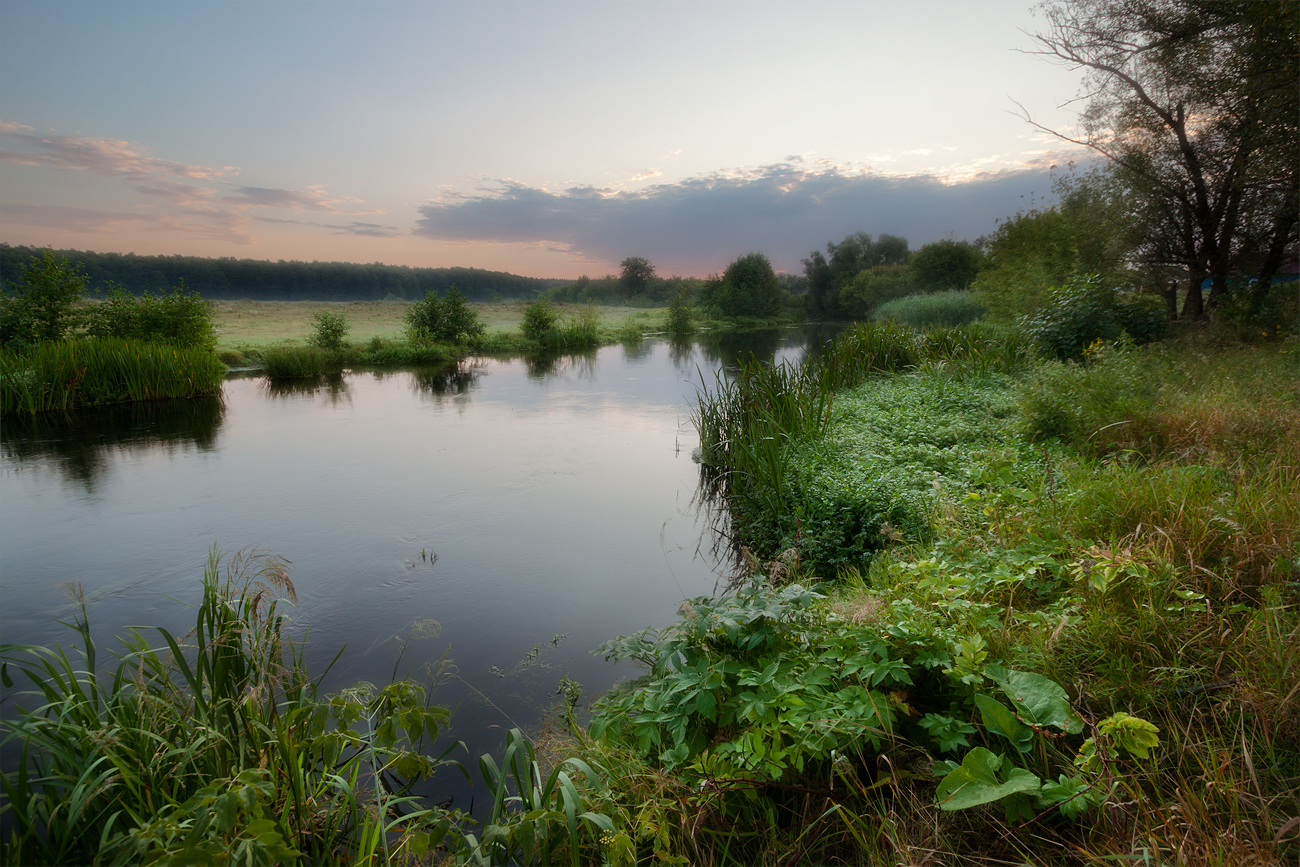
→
(409, 359, 484, 402)
(0, 395, 225, 490)
(264, 373, 353, 406)
(524, 348, 599, 381)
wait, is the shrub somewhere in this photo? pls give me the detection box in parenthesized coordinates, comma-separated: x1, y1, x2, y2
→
(310, 309, 349, 349)
(83, 282, 217, 350)
(405, 285, 484, 343)
(910, 239, 984, 292)
(1023, 275, 1168, 359)
(665, 288, 695, 335)
(700, 252, 782, 318)
(838, 264, 914, 318)
(873, 290, 987, 327)
(520, 299, 558, 341)
(1, 250, 89, 346)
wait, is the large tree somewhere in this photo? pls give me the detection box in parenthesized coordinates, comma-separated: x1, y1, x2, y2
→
(1026, 0, 1298, 318)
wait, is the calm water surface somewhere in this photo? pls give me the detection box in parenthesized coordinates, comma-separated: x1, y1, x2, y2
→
(1, 327, 834, 807)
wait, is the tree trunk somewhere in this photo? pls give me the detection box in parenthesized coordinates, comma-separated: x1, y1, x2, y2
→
(1183, 273, 1205, 319)
(1165, 281, 1180, 320)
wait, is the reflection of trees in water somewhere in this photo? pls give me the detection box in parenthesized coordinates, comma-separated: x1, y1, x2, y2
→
(525, 349, 598, 382)
(410, 359, 484, 402)
(264, 373, 351, 406)
(0, 395, 226, 490)
(687, 324, 847, 374)
(620, 337, 652, 363)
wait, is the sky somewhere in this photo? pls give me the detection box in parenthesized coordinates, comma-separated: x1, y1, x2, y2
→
(0, 1, 1090, 279)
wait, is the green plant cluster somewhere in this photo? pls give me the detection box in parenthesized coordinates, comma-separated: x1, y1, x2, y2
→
(699, 252, 785, 319)
(1023, 275, 1167, 359)
(0, 250, 91, 347)
(585, 564, 1161, 861)
(873, 290, 987, 328)
(0, 338, 226, 415)
(311, 309, 350, 349)
(82, 283, 218, 351)
(519, 300, 601, 350)
(0, 551, 463, 865)
(405, 286, 486, 344)
(672, 326, 1298, 863)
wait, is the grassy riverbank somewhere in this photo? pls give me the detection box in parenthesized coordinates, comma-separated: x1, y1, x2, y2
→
(577, 323, 1297, 864)
(4, 323, 1294, 865)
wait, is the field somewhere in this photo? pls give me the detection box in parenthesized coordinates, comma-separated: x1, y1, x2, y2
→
(210, 299, 666, 351)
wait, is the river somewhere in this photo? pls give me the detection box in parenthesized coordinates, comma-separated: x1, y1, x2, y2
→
(0, 326, 836, 809)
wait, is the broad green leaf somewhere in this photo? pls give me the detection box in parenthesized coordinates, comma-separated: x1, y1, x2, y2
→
(936, 747, 1041, 811)
(986, 665, 1083, 733)
(974, 693, 1033, 753)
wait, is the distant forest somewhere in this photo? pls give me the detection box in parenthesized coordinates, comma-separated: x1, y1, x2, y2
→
(0, 244, 565, 301)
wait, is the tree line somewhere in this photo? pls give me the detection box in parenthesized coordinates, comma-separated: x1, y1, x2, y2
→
(0, 244, 564, 302)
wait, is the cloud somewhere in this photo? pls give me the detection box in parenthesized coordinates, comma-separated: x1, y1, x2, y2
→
(1, 121, 392, 245)
(0, 202, 255, 244)
(0, 126, 233, 180)
(414, 161, 1056, 274)
(255, 216, 402, 237)
(224, 184, 361, 212)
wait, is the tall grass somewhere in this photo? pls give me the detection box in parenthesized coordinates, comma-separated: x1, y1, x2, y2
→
(0, 337, 225, 415)
(693, 321, 1033, 567)
(0, 550, 460, 865)
(257, 343, 344, 377)
(872, 290, 987, 327)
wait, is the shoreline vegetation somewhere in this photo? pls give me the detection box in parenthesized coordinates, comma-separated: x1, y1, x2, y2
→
(4, 317, 1296, 864)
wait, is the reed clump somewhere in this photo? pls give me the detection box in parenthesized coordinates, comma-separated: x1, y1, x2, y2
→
(1, 549, 464, 865)
(0, 337, 225, 415)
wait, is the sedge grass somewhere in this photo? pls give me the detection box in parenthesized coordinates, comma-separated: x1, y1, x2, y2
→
(0, 549, 462, 865)
(0, 337, 225, 415)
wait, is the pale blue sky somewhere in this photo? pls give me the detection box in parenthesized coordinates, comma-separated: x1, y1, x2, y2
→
(1, 1, 1088, 277)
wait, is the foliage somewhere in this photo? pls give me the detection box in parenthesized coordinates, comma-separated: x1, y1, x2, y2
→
(973, 207, 1083, 319)
(462, 728, 623, 866)
(1, 337, 226, 415)
(82, 282, 217, 351)
(520, 300, 558, 341)
(1028, 0, 1299, 317)
(405, 285, 485, 344)
(0, 550, 462, 865)
(588, 572, 1157, 860)
(803, 232, 912, 318)
(700, 252, 783, 318)
(310, 309, 350, 349)
(837, 264, 914, 318)
(0, 242, 562, 302)
(257, 344, 344, 378)
(0, 250, 90, 346)
(910, 240, 984, 292)
(1022, 275, 1168, 359)
(873, 290, 986, 328)
(664, 288, 695, 335)
(619, 257, 655, 294)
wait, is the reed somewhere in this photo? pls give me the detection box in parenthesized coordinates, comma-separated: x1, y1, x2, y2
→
(0, 337, 225, 415)
(256, 343, 344, 377)
(873, 290, 987, 328)
(0, 549, 460, 865)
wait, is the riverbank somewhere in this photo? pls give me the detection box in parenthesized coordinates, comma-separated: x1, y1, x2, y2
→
(568, 323, 1299, 864)
(4, 325, 1294, 864)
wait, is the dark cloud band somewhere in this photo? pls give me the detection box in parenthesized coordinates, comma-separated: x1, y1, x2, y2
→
(414, 162, 1054, 274)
